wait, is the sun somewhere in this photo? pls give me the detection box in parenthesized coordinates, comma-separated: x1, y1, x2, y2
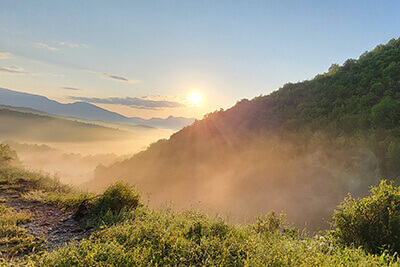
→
(188, 92, 203, 106)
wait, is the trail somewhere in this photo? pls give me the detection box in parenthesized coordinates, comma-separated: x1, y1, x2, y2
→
(1, 188, 89, 250)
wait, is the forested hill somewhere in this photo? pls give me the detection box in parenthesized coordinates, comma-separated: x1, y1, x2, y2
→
(89, 38, 400, 231)
(199, 37, 400, 135)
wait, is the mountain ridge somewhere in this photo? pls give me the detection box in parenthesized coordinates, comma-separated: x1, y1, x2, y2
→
(0, 87, 195, 130)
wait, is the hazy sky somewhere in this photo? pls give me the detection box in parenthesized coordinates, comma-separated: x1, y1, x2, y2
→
(0, 1, 399, 119)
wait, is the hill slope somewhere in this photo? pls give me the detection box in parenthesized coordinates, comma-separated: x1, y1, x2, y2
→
(89, 38, 400, 231)
(0, 162, 394, 266)
(0, 88, 195, 130)
(0, 108, 133, 142)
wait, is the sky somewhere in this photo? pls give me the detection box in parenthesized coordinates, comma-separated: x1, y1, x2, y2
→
(0, 1, 399, 119)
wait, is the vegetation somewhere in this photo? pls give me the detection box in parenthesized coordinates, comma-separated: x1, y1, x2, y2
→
(90, 37, 400, 232)
(0, 205, 43, 259)
(333, 180, 400, 255)
(0, 166, 91, 212)
(3, 38, 400, 265)
(33, 207, 397, 266)
(1, 145, 400, 265)
(0, 144, 17, 167)
(83, 182, 141, 228)
(0, 145, 90, 262)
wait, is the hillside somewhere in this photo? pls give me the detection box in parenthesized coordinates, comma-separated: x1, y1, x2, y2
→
(0, 145, 398, 265)
(0, 104, 51, 116)
(89, 38, 400, 231)
(0, 108, 174, 185)
(0, 108, 134, 142)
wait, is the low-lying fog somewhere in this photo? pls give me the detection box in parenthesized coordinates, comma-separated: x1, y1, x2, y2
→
(0, 109, 383, 232)
(2, 127, 172, 185)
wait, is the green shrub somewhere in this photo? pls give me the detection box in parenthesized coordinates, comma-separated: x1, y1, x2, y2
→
(0, 144, 18, 167)
(92, 182, 140, 217)
(332, 180, 400, 254)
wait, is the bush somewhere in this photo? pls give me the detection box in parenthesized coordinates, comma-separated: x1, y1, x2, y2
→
(332, 180, 400, 254)
(0, 144, 18, 167)
(92, 182, 141, 217)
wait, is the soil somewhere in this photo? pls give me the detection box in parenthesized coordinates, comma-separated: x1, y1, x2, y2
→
(1, 190, 90, 250)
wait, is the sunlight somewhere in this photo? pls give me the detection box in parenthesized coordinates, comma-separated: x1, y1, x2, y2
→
(188, 91, 203, 106)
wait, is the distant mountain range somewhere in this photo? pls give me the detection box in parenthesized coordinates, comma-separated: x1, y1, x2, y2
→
(0, 88, 195, 130)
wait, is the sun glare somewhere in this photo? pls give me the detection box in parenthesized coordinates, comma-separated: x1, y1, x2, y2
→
(188, 92, 203, 106)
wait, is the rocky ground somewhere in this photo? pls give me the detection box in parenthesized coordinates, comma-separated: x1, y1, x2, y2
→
(0, 183, 89, 254)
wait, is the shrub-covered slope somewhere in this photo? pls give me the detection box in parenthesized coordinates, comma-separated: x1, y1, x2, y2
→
(2, 144, 400, 265)
(89, 38, 400, 231)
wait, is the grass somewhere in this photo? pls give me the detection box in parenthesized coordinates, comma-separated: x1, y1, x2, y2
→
(0, 204, 44, 261)
(31, 207, 399, 266)
(0, 165, 400, 266)
(0, 166, 91, 264)
(0, 166, 92, 211)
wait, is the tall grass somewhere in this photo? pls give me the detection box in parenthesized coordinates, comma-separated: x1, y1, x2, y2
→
(33, 207, 398, 266)
(0, 166, 91, 211)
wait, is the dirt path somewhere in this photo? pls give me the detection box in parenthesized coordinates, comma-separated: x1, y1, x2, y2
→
(2, 191, 89, 250)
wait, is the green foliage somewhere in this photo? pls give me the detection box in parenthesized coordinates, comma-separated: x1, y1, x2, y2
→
(84, 182, 141, 227)
(0, 205, 44, 259)
(22, 189, 91, 211)
(253, 211, 285, 232)
(0, 144, 18, 167)
(6, 37, 400, 266)
(371, 97, 400, 129)
(34, 207, 397, 266)
(326, 63, 340, 76)
(93, 182, 140, 216)
(0, 166, 398, 265)
(333, 180, 400, 255)
(92, 37, 400, 222)
(0, 166, 92, 211)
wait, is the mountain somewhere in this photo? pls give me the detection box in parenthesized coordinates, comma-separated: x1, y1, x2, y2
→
(0, 88, 127, 122)
(127, 116, 195, 130)
(0, 108, 134, 142)
(0, 88, 195, 130)
(89, 38, 400, 231)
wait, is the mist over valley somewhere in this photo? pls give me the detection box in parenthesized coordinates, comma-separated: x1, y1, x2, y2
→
(2, 2, 400, 264)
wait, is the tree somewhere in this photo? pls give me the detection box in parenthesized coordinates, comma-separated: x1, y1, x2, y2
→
(0, 144, 17, 167)
(371, 97, 400, 129)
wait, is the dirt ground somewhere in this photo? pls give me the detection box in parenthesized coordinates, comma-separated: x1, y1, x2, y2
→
(1, 190, 89, 251)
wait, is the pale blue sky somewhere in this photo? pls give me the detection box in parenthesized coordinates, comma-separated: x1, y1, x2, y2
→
(0, 1, 399, 118)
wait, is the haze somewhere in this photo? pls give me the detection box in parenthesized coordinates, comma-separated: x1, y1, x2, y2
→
(1, 1, 400, 233)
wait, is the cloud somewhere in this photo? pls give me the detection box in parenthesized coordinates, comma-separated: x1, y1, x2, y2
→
(61, 87, 83, 91)
(68, 96, 186, 110)
(0, 51, 12, 59)
(34, 42, 59, 51)
(0, 66, 28, 74)
(55, 41, 79, 48)
(88, 70, 140, 84)
(55, 41, 89, 48)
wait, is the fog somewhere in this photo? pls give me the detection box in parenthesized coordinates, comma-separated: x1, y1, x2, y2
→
(1, 108, 382, 232)
(89, 128, 381, 232)
(0, 110, 173, 185)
